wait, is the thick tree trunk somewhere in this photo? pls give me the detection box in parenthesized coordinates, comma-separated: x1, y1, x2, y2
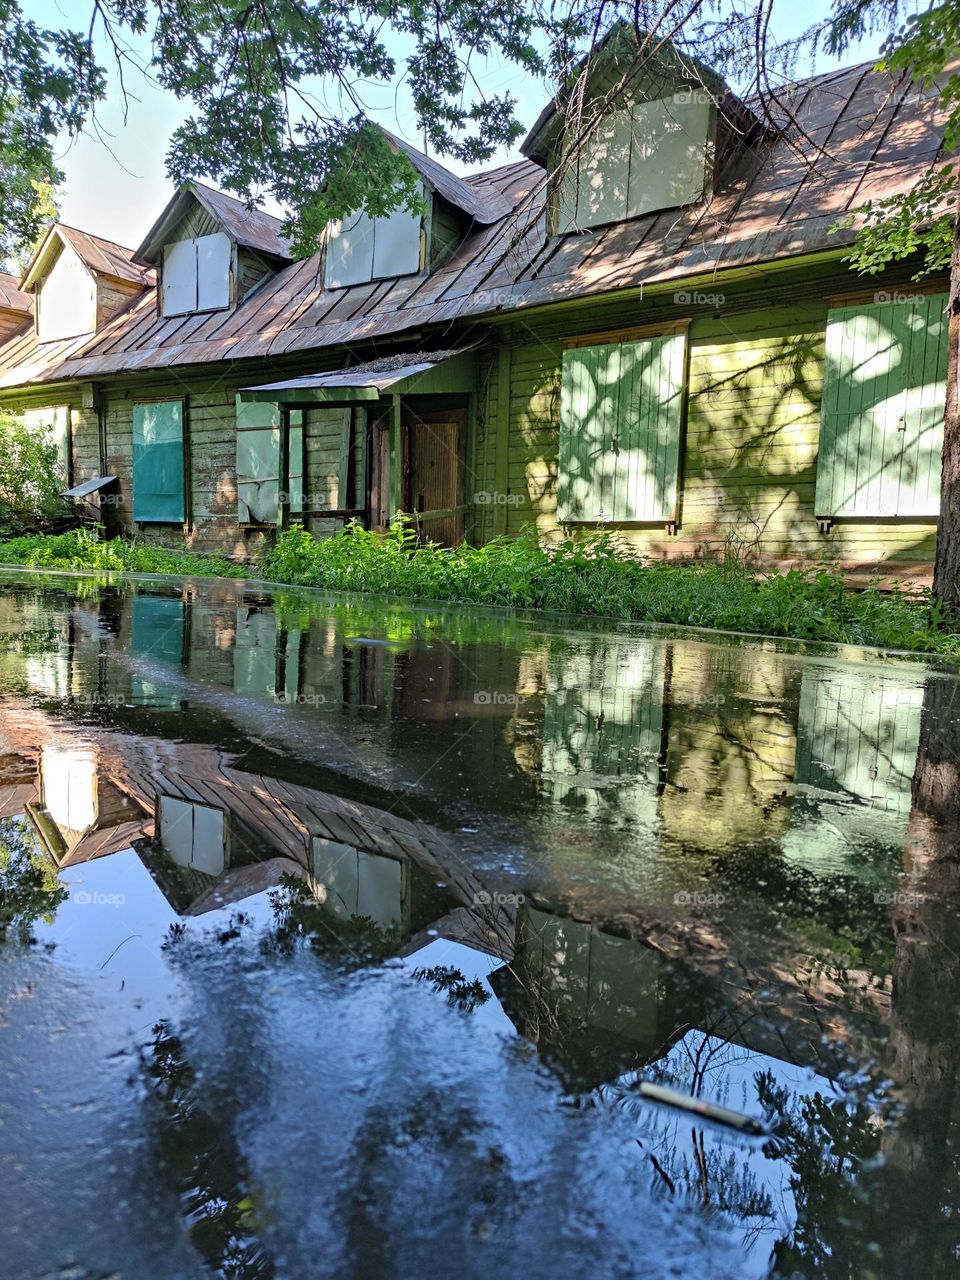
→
(931, 215, 960, 615)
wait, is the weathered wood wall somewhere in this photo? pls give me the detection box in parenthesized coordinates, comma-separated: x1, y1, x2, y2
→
(473, 259, 945, 577)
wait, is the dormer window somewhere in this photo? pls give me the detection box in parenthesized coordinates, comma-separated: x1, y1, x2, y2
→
(320, 128, 511, 291)
(521, 23, 760, 237)
(324, 188, 424, 289)
(555, 92, 713, 232)
(134, 180, 294, 318)
(20, 224, 152, 344)
(161, 231, 232, 315)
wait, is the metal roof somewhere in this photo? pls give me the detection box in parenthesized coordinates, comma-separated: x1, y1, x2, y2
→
(0, 58, 954, 391)
(20, 224, 153, 291)
(134, 180, 292, 265)
(241, 348, 476, 402)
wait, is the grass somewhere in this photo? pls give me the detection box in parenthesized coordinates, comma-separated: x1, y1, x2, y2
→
(0, 522, 956, 656)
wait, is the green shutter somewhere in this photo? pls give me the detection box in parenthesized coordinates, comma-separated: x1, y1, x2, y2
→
(132, 401, 185, 523)
(795, 669, 923, 814)
(816, 295, 948, 518)
(289, 409, 305, 515)
(559, 332, 686, 523)
(237, 399, 281, 524)
(24, 406, 71, 488)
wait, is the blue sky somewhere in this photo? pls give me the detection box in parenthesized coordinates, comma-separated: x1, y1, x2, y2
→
(26, 0, 892, 250)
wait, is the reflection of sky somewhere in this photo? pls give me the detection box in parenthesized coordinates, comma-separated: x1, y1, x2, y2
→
(37, 848, 181, 1019)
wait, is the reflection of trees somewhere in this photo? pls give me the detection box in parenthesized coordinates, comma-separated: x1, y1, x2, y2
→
(0, 815, 66, 943)
(143, 1020, 275, 1278)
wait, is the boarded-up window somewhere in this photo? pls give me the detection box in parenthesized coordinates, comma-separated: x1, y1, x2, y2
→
(130, 593, 185, 709)
(815, 294, 948, 518)
(132, 400, 186, 523)
(158, 794, 230, 877)
(24, 405, 71, 487)
(559, 331, 686, 522)
(324, 187, 423, 288)
(161, 232, 232, 315)
(236, 401, 305, 524)
(556, 94, 712, 232)
(36, 247, 96, 341)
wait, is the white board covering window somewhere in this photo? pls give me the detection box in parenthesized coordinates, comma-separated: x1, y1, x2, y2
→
(324, 187, 423, 288)
(556, 94, 713, 232)
(162, 232, 232, 315)
(36, 247, 96, 342)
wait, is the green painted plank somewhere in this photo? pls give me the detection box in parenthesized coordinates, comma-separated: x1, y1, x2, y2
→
(816, 296, 948, 519)
(559, 333, 685, 522)
(132, 400, 185, 523)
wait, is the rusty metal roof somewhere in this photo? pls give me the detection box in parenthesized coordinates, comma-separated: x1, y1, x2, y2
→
(20, 223, 153, 291)
(134, 180, 292, 265)
(0, 273, 32, 316)
(384, 131, 513, 224)
(0, 59, 954, 391)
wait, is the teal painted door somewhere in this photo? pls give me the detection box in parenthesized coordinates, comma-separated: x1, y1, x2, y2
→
(132, 401, 185, 523)
(816, 295, 948, 518)
(559, 333, 686, 522)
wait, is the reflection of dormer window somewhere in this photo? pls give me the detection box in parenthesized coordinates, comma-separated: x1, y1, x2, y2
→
(161, 232, 233, 315)
(555, 92, 714, 232)
(324, 186, 424, 289)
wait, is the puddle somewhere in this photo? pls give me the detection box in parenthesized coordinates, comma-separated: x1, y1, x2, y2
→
(0, 571, 958, 1277)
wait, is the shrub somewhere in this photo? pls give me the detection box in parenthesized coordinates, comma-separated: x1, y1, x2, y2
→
(0, 410, 69, 534)
(0, 520, 957, 655)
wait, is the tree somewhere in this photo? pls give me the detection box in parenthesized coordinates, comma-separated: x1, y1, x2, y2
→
(0, 0, 545, 257)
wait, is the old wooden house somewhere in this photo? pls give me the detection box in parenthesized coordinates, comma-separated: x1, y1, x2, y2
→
(0, 33, 954, 581)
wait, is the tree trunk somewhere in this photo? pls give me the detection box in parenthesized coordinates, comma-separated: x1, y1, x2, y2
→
(931, 209, 960, 615)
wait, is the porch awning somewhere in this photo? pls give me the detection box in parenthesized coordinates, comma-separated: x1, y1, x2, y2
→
(62, 475, 118, 499)
(239, 348, 477, 404)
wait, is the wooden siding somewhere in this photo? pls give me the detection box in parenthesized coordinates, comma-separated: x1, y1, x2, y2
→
(474, 263, 945, 575)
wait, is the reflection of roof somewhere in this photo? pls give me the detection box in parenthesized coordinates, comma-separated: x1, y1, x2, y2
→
(0, 273, 33, 316)
(21, 223, 153, 291)
(134, 180, 292, 265)
(0, 60, 952, 386)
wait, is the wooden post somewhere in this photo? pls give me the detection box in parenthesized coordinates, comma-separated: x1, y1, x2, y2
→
(388, 395, 403, 521)
(278, 407, 290, 530)
(494, 344, 512, 536)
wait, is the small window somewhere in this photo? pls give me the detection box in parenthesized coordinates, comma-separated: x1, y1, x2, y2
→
(556, 94, 712, 232)
(236, 400, 304, 525)
(324, 188, 423, 288)
(132, 400, 186, 523)
(815, 294, 948, 518)
(161, 232, 232, 315)
(558, 330, 687, 522)
(158, 794, 230, 877)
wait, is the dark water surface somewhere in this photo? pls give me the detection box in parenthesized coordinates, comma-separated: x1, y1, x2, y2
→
(1, 570, 959, 1279)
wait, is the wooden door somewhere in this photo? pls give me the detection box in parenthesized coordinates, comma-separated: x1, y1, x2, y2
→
(404, 409, 466, 546)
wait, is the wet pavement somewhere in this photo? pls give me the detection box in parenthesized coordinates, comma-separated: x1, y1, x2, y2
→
(1, 569, 959, 1278)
